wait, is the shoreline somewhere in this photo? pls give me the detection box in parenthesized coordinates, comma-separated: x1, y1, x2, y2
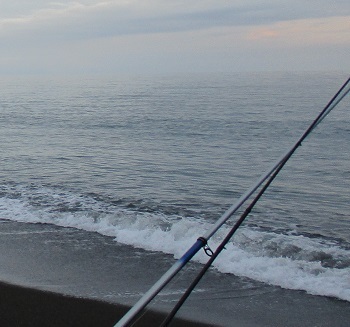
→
(0, 280, 213, 327)
(1, 220, 349, 327)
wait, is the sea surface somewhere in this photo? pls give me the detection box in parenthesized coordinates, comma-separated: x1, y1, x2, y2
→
(0, 71, 349, 306)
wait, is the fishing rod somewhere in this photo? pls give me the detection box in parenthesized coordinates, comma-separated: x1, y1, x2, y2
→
(160, 143, 297, 326)
(114, 76, 350, 327)
(161, 170, 280, 325)
(160, 77, 350, 325)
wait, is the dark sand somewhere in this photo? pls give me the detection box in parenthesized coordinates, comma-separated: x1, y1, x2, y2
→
(0, 281, 213, 326)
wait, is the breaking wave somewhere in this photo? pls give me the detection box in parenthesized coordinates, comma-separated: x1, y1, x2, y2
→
(0, 183, 349, 302)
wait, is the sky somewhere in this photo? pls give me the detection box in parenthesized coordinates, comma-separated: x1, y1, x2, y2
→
(0, 0, 349, 75)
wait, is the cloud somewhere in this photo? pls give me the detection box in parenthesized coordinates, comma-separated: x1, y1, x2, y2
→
(1, 0, 349, 43)
(0, 1, 349, 74)
(246, 16, 350, 46)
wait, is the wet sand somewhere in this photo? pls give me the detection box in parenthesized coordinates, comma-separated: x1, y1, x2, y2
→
(0, 281, 213, 326)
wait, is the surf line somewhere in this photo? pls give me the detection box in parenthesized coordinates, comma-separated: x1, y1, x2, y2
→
(115, 76, 350, 327)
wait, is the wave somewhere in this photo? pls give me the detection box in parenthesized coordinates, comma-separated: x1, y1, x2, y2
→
(0, 183, 349, 302)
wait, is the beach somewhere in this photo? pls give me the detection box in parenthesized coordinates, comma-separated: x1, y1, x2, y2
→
(1, 220, 349, 327)
(0, 281, 127, 327)
(0, 282, 215, 327)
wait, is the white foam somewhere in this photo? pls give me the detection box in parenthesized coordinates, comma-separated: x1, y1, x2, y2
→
(0, 191, 349, 302)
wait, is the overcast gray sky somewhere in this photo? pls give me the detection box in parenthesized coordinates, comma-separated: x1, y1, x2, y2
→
(1, 1, 349, 75)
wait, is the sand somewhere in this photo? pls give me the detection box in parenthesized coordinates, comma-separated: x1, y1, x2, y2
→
(0, 281, 213, 327)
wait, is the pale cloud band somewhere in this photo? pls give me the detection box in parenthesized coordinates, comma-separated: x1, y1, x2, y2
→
(1, 1, 349, 74)
(1, 1, 349, 39)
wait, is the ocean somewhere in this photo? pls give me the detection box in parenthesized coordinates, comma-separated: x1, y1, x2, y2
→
(0, 71, 349, 325)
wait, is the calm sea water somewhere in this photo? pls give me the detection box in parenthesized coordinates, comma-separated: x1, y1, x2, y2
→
(0, 71, 349, 302)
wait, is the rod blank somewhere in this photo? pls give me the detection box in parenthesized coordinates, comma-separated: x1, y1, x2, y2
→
(114, 76, 350, 327)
